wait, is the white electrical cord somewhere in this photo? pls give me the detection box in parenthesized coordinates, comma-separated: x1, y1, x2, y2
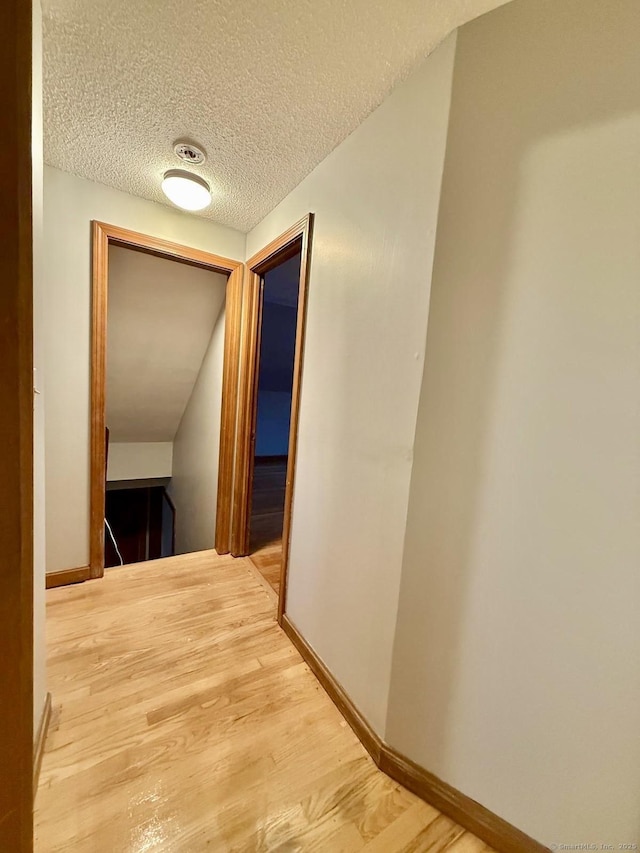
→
(105, 517, 124, 566)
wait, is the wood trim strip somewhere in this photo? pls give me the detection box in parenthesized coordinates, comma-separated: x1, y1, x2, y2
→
(231, 269, 263, 556)
(241, 276, 265, 555)
(45, 567, 91, 590)
(214, 265, 243, 554)
(245, 217, 310, 272)
(90, 222, 109, 578)
(92, 222, 243, 274)
(230, 213, 315, 627)
(33, 692, 52, 798)
(277, 216, 314, 624)
(0, 0, 35, 842)
(90, 221, 243, 570)
(281, 615, 382, 763)
(378, 746, 548, 853)
(281, 614, 549, 853)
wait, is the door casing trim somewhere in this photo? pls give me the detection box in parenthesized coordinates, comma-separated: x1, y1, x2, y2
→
(231, 214, 314, 624)
(90, 222, 244, 577)
(0, 0, 34, 842)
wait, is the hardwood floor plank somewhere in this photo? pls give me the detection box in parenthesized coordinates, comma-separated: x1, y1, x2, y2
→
(35, 549, 493, 852)
(444, 833, 495, 853)
(361, 803, 441, 852)
(249, 459, 286, 594)
(401, 814, 466, 852)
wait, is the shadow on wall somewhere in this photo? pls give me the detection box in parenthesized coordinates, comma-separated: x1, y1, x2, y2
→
(386, 0, 640, 841)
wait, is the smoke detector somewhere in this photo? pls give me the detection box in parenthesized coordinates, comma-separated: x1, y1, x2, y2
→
(173, 140, 207, 166)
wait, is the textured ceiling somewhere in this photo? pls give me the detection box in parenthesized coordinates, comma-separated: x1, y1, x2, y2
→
(106, 246, 227, 442)
(43, 0, 510, 232)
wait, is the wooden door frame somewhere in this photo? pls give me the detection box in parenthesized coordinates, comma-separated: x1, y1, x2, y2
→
(231, 214, 314, 624)
(89, 222, 243, 579)
(0, 0, 34, 845)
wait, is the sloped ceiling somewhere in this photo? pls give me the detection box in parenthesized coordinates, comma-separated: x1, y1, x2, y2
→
(43, 0, 511, 232)
(106, 246, 227, 442)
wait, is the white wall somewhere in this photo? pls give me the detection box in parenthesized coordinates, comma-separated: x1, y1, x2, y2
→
(246, 35, 457, 733)
(32, 0, 47, 736)
(43, 167, 245, 573)
(386, 0, 640, 845)
(169, 290, 226, 554)
(107, 442, 173, 482)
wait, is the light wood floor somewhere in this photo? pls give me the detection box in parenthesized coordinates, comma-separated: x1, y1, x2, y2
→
(35, 551, 492, 852)
(249, 459, 287, 595)
(249, 541, 282, 597)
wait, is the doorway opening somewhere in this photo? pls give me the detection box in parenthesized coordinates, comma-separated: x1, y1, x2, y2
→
(103, 243, 228, 569)
(105, 483, 175, 567)
(248, 252, 302, 594)
(89, 223, 243, 580)
(232, 214, 314, 622)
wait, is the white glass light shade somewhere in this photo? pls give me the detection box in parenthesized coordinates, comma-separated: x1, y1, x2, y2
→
(161, 169, 211, 211)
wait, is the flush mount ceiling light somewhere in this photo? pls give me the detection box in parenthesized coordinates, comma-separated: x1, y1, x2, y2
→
(161, 169, 211, 211)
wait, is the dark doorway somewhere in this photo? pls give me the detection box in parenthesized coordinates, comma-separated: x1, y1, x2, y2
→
(248, 251, 302, 594)
(105, 485, 175, 567)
